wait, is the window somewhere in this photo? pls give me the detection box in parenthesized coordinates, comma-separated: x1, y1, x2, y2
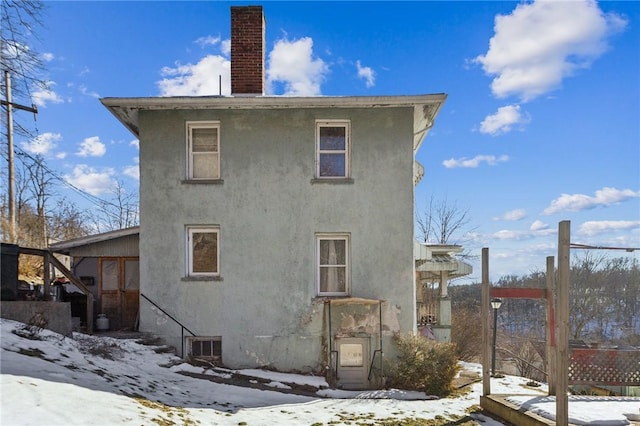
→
(316, 234, 350, 296)
(316, 120, 350, 178)
(187, 226, 219, 276)
(339, 343, 364, 367)
(187, 121, 220, 180)
(188, 337, 222, 361)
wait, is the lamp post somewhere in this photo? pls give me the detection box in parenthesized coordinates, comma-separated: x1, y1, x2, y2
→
(491, 297, 502, 377)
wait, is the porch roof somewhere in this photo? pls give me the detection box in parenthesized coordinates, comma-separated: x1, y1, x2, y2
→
(49, 226, 139, 252)
(414, 242, 473, 279)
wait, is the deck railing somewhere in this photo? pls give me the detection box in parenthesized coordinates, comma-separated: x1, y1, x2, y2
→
(569, 348, 640, 386)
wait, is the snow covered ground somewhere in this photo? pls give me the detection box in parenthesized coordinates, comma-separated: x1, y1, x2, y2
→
(1, 318, 638, 425)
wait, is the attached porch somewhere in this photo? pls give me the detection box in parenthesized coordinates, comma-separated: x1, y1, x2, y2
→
(414, 242, 472, 342)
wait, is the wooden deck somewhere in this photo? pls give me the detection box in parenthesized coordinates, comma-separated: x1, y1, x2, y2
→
(481, 394, 558, 426)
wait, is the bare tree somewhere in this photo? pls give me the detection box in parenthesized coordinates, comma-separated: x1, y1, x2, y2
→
(416, 196, 475, 245)
(1, 0, 48, 137)
(569, 251, 611, 340)
(47, 198, 91, 242)
(89, 179, 139, 232)
(25, 154, 55, 246)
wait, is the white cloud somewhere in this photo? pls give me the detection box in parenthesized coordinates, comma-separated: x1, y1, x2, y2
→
(40, 52, 54, 62)
(221, 39, 231, 56)
(76, 136, 106, 157)
(123, 157, 139, 181)
(442, 154, 509, 169)
(492, 229, 530, 241)
(479, 104, 529, 135)
(195, 35, 221, 47)
(266, 37, 328, 96)
(32, 81, 64, 107)
(356, 60, 375, 88)
(64, 165, 115, 196)
(578, 220, 640, 237)
(129, 139, 139, 149)
(78, 84, 100, 99)
(474, 0, 627, 101)
(20, 132, 62, 155)
(495, 209, 527, 221)
(543, 187, 640, 215)
(530, 220, 549, 232)
(158, 55, 230, 96)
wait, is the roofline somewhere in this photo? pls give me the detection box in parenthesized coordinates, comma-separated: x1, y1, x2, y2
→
(100, 94, 447, 152)
(49, 226, 140, 252)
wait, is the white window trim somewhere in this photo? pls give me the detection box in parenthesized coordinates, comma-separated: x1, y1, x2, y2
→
(316, 233, 350, 297)
(315, 120, 350, 179)
(186, 121, 221, 180)
(186, 226, 220, 277)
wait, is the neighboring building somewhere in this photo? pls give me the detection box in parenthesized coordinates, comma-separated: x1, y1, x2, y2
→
(101, 6, 446, 389)
(49, 227, 140, 331)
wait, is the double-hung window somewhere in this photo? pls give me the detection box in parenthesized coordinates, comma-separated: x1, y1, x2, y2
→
(187, 226, 219, 277)
(316, 234, 350, 296)
(187, 121, 220, 180)
(316, 120, 350, 179)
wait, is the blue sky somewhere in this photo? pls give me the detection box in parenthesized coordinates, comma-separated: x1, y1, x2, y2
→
(6, 0, 640, 281)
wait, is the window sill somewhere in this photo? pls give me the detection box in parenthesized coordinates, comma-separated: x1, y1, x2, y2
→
(310, 178, 354, 184)
(181, 276, 224, 282)
(316, 295, 351, 300)
(181, 179, 224, 185)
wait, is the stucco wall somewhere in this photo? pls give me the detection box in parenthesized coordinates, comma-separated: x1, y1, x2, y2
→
(137, 107, 416, 371)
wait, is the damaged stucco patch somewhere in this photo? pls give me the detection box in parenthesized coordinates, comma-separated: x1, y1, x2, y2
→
(331, 301, 401, 337)
(238, 300, 327, 373)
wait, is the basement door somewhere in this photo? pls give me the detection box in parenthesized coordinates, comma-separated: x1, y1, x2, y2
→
(336, 337, 370, 390)
(99, 258, 139, 331)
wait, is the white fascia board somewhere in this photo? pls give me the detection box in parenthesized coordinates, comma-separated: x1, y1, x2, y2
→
(101, 94, 447, 146)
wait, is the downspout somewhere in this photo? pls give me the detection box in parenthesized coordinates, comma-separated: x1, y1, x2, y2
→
(379, 300, 383, 379)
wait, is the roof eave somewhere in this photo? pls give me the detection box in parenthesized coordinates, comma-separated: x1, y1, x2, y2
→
(49, 226, 140, 252)
(100, 94, 447, 141)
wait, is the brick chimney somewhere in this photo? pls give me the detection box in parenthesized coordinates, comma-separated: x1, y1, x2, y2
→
(231, 6, 265, 96)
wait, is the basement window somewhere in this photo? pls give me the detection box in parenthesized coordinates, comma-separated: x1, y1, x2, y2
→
(188, 336, 222, 362)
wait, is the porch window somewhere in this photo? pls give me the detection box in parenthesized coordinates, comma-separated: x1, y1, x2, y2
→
(187, 121, 220, 180)
(187, 226, 219, 276)
(316, 120, 350, 178)
(317, 233, 350, 296)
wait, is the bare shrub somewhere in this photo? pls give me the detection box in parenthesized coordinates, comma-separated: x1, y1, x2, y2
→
(12, 312, 48, 340)
(387, 333, 461, 397)
(452, 306, 481, 362)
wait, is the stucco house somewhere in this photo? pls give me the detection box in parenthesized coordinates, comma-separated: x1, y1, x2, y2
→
(101, 6, 447, 390)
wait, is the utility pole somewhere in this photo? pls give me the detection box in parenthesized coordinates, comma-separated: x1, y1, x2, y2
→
(2, 70, 38, 243)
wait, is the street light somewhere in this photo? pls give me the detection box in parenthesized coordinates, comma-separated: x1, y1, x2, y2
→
(491, 298, 502, 377)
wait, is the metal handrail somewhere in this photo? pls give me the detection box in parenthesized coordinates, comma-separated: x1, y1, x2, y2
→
(368, 349, 383, 381)
(330, 350, 339, 380)
(140, 292, 196, 356)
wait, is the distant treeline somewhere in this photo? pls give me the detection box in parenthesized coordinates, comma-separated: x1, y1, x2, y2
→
(450, 254, 640, 347)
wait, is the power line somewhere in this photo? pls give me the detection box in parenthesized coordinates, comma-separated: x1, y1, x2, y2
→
(571, 243, 639, 253)
(5, 145, 136, 223)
